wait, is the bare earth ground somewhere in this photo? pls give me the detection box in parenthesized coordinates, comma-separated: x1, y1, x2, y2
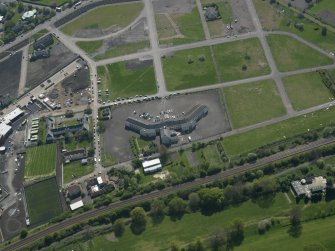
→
(318, 10, 335, 27)
(283, 0, 316, 11)
(103, 90, 231, 162)
(153, 0, 194, 14)
(230, 0, 255, 34)
(26, 42, 78, 89)
(0, 52, 22, 99)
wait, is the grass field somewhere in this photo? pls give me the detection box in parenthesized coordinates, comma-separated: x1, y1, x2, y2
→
(236, 215, 335, 251)
(63, 161, 94, 184)
(24, 0, 67, 6)
(223, 106, 335, 156)
(283, 72, 333, 111)
(253, 0, 335, 52)
(97, 61, 157, 100)
(310, 0, 335, 14)
(213, 38, 271, 82)
(76, 40, 103, 54)
(223, 80, 286, 128)
(163, 46, 217, 91)
(267, 34, 333, 72)
(61, 3, 143, 36)
(24, 177, 63, 225)
(24, 144, 57, 180)
(56, 193, 291, 251)
(157, 7, 205, 45)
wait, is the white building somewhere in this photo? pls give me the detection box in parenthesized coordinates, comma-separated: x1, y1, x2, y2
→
(22, 9, 37, 20)
(0, 122, 12, 145)
(69, 200, 84, 211)
(1, 108, 24, 125)
(142, 158, 162, 174)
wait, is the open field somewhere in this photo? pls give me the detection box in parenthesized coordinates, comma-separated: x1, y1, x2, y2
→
(153, 0, 205, 46)
(24, 0, 67, 6)
(61, 3, 143, 36)
(0, 51, 22, 100)
(236, 215, 335, 251)
(223, 80, 286, 128)
(24, 177, 63, 225)
(223, 106, 335, 156)
(213, 38, 271, 81)
(24, 144, 56, 180)
(55, 193, 291, 251)
(76, 41, 103, 54)
(283, 72, 333, 111)
(309, 0, 335, 27)
(97, 59, 157, 100)
(63, 161, 94, 184)
(253, 0, 335, 52)
(163, 46, 217, 91)
(267, 34, 333, 72)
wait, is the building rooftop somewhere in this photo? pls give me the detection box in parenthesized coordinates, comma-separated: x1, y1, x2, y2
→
(142, 158, 161, 168)
(70, 200, 84, 211)
(22, 9, 37, 20)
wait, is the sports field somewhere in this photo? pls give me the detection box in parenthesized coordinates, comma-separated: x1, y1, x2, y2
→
(267, 34, 333, 72)
(283, 72, 333, 111)
(24, 177, 63, 225)
(61, 3, 143, 36)
(97, 60, 157, 100)
(213, 38, 271, 82)
(163, 46, 217, 91)
(223, 106, 335, 156)
(63, 161, 94, 184)
(24, 144, 57, 180)
(223, 80, 286, 128)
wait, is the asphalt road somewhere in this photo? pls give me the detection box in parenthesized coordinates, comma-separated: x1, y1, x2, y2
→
(3, 136, 335, 251)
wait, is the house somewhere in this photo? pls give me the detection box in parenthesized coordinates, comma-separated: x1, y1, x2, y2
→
(30, 50, 50, 61)
(22, 9, 37, 21)
(67, 184, 81, 200)
(86, 175, 113, 198)
(142, 158, 162, 174)
(291, 176, 327, 198)
(33, 34, 53, 50)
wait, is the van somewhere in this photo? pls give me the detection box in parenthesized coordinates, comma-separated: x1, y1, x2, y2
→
(56, 7, 62, 12)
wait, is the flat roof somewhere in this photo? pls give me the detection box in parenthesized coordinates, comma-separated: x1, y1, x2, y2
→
(2, 108, 24, 124)
(97, 176, 103, 184)
(0, 123, 12, 136)
(70, 200, 84, 211)
(142, 158, 161, 168)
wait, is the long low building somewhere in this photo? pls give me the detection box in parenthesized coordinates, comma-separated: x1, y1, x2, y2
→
(0, 123, 12, 145)
(1, 108, 24, 125)
(142, 158, 162, 174)
(125, 104, 208, 145)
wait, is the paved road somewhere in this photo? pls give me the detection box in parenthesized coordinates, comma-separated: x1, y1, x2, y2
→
(4, 136, 335, 251)
(195, 0, 210, 40)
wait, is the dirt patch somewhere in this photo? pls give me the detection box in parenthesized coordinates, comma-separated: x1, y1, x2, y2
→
(318, 10, 335, 27)
(125, 58, 153, 70)
(93, 18, 150, 59)
(0, 52, 22, 99)
(26, 42, 78, 89)
(153, 170, 170, 179)
(283, 0, 316, 11)
(104, 232, 119, 242)
(153, 0, 194, 14)
(74, 25, 121, 39)
(186, 151, 199, 166)
(230, 0, 255, 34)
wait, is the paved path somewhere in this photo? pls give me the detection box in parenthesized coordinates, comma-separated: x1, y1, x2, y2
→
(195, 0, 210, 40)
(17, 45, 29, 96)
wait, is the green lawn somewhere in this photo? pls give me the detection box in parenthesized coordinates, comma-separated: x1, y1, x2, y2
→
(94, 41, 150, 60)
(309, 0, 335, 15)
(97, 60, 157, 100)
(56, 193, 291, 251)
(223, 106, 335, 156)
(37, 119, 47, 143)
(24, 178, 63, 225)
(223, 80, 286, 128)
(163, 46, 217, 91)
(24, 0, 67, 6)
(267, 34, 333, 72)
(236, 215, 335, 251)
(283, 72, 333, 111)
(197, 144, 222, 167)
(30, 29, 48, 41)
(213, 38, 271, 81)
(157, 7, 205, 45)
(253, 0, 335, 52)
(24, 144, 57, 180)
(61, 3, 143, 36)
(63, 161, 94, 184)
(76, 40, 103, 54)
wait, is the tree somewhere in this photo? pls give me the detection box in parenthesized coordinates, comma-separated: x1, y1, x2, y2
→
(209, 227, 226, 251)
(20, 229, 28, 239)
(322, 26, 327, 36)
(97, 121, 105, 133)
(130, 207, 147, 234)
(170, 241, 180, 251)
(113, 219, 125, 237)
(228, 218, 244, 245)
(194, 238, 205, 251)
(288, 207, 302, 238)
(188, 192, 200, 212)
(150, 199, 165, 223)
(224, 185, 244, 205)
(168, 197, 187, 218)
(198, 187, 224, 213)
